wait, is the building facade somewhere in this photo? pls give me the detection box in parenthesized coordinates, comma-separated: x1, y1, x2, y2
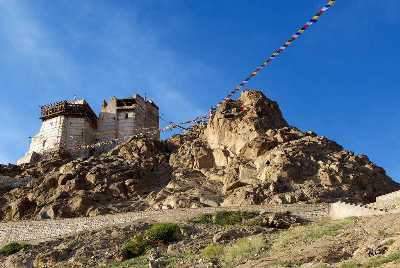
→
(97, 94, 159, 141)
(17, 94, 159, 164)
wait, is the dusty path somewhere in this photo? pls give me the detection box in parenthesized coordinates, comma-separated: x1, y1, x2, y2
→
(0, 204, 328, 246)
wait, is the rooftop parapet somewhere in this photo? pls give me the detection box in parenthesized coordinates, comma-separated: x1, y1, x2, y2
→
(40, 100, 98, 127)
(102, 94, 159, 111)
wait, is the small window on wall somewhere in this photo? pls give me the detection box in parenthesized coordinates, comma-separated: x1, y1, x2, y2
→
(125, 113, 128, 119)
(42, 140, 47, 148)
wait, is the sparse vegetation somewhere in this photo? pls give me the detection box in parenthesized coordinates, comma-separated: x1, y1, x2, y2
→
(192, 210, 258, 226)
(339, 261, 360, 268)
(224, 235, 267, 265)
(201, 235, 267, 266)
(337, 251, 400, 268)
(110, 255, 148, 268)
(272, 218, 354, 250)
(202, 243, 224, 261)
(0, 242, 30, 256)
(364, 251, 400, 267)
(163, 251, 197, 266)
(311, 264, 331, 268)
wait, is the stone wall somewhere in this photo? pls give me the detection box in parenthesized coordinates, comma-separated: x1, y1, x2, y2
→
(374, 190, 400, 210)
(329, 188, 400, 219)
(376, 190, 400, 202)
(63, 117, 96, 152)
(97, 98, 118, 142)
(329, 201, 387, 220)
(97, 94, 159, 141)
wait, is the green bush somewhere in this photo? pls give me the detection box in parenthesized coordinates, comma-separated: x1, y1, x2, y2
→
(192, 211, 258, 226)
(202, 243, 224, 261)
(120, 235, 148, 259)
(214, 211, 256, 226)
(118, 223, 182, 261)
(0, 242, 30, 256)
(145, 223, 181, 244)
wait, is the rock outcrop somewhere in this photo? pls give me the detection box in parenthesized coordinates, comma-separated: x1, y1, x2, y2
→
(161, 90, 398, 209)
(0, 90, 398, 220)
(0, 139, 172, 220)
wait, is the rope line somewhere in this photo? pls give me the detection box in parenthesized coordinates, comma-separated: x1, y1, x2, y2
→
(166, 0, 337, 125)
(41, 0, 336, 152)
(223, 0, 336, 101)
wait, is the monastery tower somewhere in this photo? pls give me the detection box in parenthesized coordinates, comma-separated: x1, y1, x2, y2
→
(97, 94, 159, 141)
(18, 93, 159, 164)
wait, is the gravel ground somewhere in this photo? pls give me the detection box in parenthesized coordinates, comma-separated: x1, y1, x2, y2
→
(0, 204, 328, 246)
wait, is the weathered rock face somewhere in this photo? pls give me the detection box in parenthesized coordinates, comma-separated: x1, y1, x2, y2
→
(0, 90, 398, 220)
(163, 90, 398, 208)
(205, 90, 288, 157)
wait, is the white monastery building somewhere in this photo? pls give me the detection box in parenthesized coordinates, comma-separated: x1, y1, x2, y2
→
(18, 94, 159, 164)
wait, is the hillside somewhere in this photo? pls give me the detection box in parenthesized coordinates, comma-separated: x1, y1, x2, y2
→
(0, 90, 398, 221)
(2, 208, 400, 267)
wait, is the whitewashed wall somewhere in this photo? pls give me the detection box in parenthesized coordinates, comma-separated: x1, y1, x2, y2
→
(22, 115, 96, 158)
(28, 116, 65, 153)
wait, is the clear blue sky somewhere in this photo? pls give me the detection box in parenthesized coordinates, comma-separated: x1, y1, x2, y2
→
(1, 0, 399, 180)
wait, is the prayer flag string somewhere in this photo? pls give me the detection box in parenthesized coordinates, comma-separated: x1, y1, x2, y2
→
(222, 0, 336, 102)
(68, 0, 336, 152)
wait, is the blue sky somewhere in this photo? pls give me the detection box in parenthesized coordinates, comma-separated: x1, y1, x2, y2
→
(0, 0, 399, 180)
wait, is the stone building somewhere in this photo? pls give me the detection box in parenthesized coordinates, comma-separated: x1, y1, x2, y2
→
(18, 94, 159, 164)
(97, 94, 159, 141)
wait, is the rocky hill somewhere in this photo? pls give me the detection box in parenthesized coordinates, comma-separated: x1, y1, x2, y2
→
(0, 90, 398, 221)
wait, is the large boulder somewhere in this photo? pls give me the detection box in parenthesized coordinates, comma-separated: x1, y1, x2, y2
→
(205, 90, 288, 157)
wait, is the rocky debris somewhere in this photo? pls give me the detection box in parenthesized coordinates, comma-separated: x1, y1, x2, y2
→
(248, 211, 304, 229)
(0, 222, 149, 268)
(148, 169, 224, 210)
(0, 138, 172, 221)
(0, 176, 33, 192)
(1, 89, 399, 221)
(0, 165, 23, 178)
(16, 151, 41, 165)
(148, 247, 163, 268)
(213, 229, 245, 243)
